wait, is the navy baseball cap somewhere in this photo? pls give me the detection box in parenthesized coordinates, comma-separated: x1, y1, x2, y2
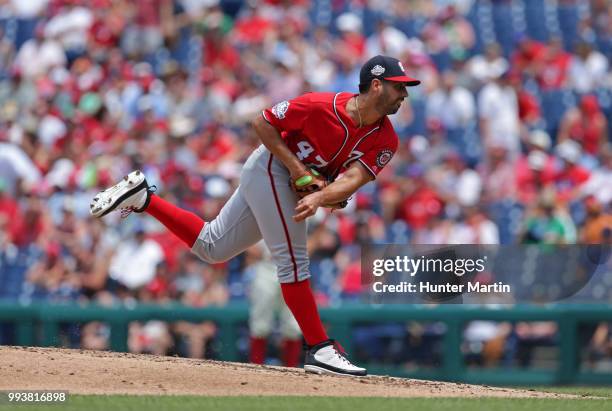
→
(359, 55, 421, 88)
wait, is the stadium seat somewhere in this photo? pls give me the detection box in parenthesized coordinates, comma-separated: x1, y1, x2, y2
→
(466, 1, 485, 55)
(594, 89, 612, 140)
(404, 96, 427, 137)
(540, 89, 576, 139)
(487, 200, 524, 244)
(525, 0, 549, 41)
(492, 1, 516, 56)
(557, 3, 580, 51)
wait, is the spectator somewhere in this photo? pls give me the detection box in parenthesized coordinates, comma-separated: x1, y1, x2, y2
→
(81, 321, 110, 350)
(511, 322, 558, 368)
(464, 321, 511, 367)
(520, 190, 568, 244)
(553, 139, 591, 202)
(580, 196, 612, 243)
(516, 151, 552, 205)
(173, 259, 228, 358)
(568, 40, 609, 94)
(335, 12, 366, 61)
(87, 1, 127, 53)
(421, 5, 475, 64)
(161, 62, 200, 121)
(535, 37, 571, 90)
(232, 1, 275, 46)
(579, 148, 612, 206)
(400, 45, 440, 94)
(108, 228, 165, 290)
(426, 70, 475, 130)
(121, 0, 173, 59)
(44, 1, 94, 61)
(398, 165, 444, 232)
(13, 23, 66, 79)
(0, 180, 24, 245)
(513, 79, 543, 132)
(0, 27, 15, 79)
(431, 151, 482, 207)
(366, 19, 410, 58)
(479, 145, 516, 203)
(478, 70, 520, 154)
(510, 36, 547, 78)
(449, 206, 500, 244)
(265, 60, 304, 104)
(465, 43, 508, 90)
(588, 322, 612, 368)
(129, 320, 174, 356)
(558, 94, 609, 156)
(515, 130, 556, 204)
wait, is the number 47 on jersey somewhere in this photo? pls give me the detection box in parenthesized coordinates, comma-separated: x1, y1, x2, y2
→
(296, 141, 328, 168)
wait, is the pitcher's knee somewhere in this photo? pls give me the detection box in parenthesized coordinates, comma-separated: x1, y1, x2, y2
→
(191, 239, 233, 264)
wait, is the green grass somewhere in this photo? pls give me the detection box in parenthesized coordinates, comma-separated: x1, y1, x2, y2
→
(0, 395, 608, 411)
(523, 386, 612, 398)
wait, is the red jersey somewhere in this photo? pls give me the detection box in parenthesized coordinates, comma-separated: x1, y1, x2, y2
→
(567, 113, 605, 155)
(399, 185, 443, 229)
(537, 51, 571, 90)
(262, 92, 399, 180)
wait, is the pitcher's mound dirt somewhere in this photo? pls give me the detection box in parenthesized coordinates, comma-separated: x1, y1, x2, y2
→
(0, 346, 566, 398)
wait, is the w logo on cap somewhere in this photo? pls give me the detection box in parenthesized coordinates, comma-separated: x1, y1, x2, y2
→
(360, 55, 421, 88)
(370, 65, 386, 76)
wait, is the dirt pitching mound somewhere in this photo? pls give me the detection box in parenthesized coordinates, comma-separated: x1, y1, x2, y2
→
(0, 346, 567, 398)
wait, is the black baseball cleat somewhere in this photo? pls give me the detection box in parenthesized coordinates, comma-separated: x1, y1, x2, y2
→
(304, 339, 367, 376)
(90, 170, 154, 218)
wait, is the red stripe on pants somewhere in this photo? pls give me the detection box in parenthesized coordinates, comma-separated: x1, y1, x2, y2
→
(267, 153, 298, 283)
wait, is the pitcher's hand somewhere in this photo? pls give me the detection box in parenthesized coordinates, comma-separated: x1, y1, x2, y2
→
(293, 192, 323, 222)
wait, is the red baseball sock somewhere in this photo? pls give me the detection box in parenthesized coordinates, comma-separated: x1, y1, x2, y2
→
(249, 336, 267, 365)
(280, 280, 328, 347)
(145, 195, 205, 248)
(281, 338, 302, 367)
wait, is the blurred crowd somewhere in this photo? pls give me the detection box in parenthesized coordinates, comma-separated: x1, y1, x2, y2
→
(0, 0, 611, 365)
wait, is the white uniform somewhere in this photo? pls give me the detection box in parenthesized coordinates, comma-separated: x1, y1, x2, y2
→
(248, 255, 301, 339)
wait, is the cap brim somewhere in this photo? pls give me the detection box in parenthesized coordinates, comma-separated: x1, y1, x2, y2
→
(384, 75, 421, 86)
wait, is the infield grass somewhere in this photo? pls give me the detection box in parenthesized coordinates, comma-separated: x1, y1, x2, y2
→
(526, 386, 612, 398)
(0, 394, 609, 411)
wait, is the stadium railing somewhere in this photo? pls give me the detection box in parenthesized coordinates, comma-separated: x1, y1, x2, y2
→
(0, 302, 610, 385)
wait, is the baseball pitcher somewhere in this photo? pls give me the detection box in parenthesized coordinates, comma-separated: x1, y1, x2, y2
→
(90, 55, 420, 376)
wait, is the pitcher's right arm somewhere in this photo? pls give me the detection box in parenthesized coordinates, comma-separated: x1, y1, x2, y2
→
(251, 115, 309, 182)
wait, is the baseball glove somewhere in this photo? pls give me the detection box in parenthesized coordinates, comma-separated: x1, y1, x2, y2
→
(290, 169, 348, 209)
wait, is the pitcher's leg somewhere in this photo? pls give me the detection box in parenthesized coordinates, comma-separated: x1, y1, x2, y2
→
(147, 185, 261, 263)
(242, 153, 328, 346)
(242, 153, 309, 283)
(190, 187, 262, 263)
(90, 170, 262, 264)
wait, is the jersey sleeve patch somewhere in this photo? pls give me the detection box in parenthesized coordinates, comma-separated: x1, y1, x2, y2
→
(376, 149, 393, 168)
(271, 101, 290, 119)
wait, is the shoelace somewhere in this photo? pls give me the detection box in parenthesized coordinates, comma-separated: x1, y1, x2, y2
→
(119, 208, 134, 219)
(330, 340, 355, 367)
(332, 349, 354, 368)
(119, 185, 157, 219)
